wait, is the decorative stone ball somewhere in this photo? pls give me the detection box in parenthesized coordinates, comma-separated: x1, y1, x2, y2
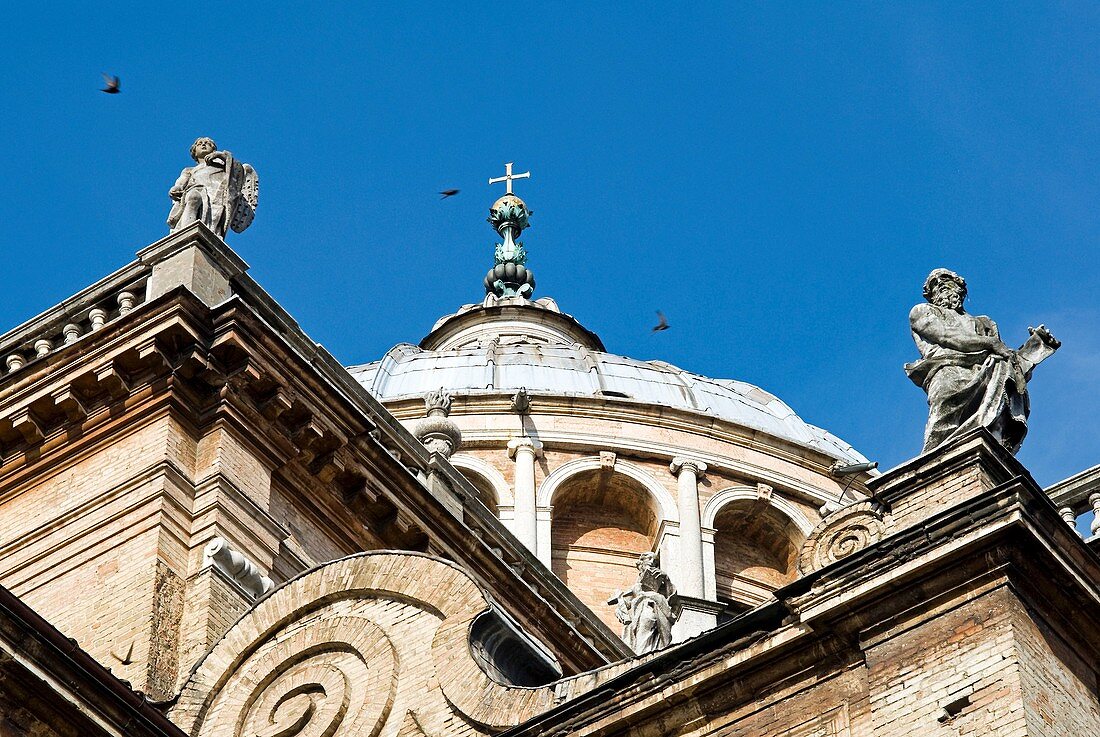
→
(491, 194, 527, 213)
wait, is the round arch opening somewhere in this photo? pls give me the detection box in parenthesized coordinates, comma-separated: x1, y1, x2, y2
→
(712, 499, 807, 612)
(458, 469, 500, 516)
(549, 468, 660, 632)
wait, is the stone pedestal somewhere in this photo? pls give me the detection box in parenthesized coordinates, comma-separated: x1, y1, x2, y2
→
(139, 221, 248, 308)
(673, 595, 722, 642)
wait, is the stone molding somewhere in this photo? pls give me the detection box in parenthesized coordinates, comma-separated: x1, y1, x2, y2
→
(536, 455, 679, 523)
(701, 486, 815, 536)
(202, 538, 274, 599)
(381, 394, 867, 496)
(797, 500, 888, 575)
(447, 425, 856, 509)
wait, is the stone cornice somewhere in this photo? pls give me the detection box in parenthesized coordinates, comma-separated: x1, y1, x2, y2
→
(454, 426, 850, 509)
(0, 258, 630, 668)
(381, 394, 871, 492)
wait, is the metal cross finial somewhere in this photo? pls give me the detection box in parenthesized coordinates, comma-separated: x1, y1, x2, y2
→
(489, 162, 531, 195)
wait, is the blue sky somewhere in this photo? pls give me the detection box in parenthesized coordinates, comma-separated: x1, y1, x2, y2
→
(0, 3, 1097, 489)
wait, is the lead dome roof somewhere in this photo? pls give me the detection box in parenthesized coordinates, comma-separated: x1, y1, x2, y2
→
(348, 296, 868, 464)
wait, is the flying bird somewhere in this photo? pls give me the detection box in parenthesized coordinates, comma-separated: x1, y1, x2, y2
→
(652, 311, 669, 332)
(110, 641, 134, 665)
(101, 73, 120, 94)
(439, 189, 460, 199)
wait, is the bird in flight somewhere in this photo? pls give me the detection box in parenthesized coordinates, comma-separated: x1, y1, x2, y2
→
(110, 641, 134, 665)
(439, 189, 460, 199)
(652, 311, 670, 332)
(101, 73, 120, 94)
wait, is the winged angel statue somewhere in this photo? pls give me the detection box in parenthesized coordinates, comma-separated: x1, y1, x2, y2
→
(167, 137, 259, 238)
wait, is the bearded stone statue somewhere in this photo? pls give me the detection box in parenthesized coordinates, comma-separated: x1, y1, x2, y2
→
(906, 269, 1060, 455)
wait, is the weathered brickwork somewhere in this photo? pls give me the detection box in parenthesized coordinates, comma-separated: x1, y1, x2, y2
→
(1011, 599, 1100, 735)
(864, 586, 1028, 736)
(552, 506, 651, 632)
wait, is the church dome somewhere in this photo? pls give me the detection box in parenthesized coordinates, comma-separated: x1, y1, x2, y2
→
(348, 167, 873, 637)
(348, 296, 867, 465)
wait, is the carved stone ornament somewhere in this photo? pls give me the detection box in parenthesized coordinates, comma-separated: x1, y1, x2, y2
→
(608, 552, 680, 654)
(797, 501, 888, 575)
(415, 388, 461, 458)
(171, 552, 560, 737)
(423, 387, 453, 417)
(414, 415, 462, 458)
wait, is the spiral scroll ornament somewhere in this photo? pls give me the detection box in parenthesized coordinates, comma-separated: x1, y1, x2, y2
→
(798, 501, 888, 575)
(173, 553, 561, 737)
(193, 614, 397, 737)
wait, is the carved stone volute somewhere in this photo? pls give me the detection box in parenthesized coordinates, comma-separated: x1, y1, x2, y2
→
(797, 500, 888, 575)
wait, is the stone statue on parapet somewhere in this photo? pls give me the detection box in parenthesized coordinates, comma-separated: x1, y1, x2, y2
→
(167, 137, 259, 238)
(607, 552, 680, 654)
(906, 268, 1060, 455)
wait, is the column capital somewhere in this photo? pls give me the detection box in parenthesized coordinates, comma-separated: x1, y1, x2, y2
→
(670, 456, 707, 477)
(508, 436, 544, 459)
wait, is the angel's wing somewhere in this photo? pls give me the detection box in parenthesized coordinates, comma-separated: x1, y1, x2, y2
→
(229, 163, 259, 233)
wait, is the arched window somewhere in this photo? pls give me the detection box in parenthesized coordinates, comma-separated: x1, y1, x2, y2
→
(448, 454, 512, 518)
(459, 470, 500, 514)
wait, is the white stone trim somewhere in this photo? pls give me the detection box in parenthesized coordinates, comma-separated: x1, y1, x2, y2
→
(701, 486, 814, 537)
(449, 453, 514, 507)
(536, 456, 678, 524)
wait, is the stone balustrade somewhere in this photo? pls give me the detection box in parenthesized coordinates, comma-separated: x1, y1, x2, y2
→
(0, 269, 146, 377)
(1046, 463, 1100, 541)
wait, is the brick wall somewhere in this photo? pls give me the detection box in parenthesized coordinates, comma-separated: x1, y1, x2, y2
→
(1012, 599, 1100, 735)
(551, 505, 651, 633)
(864, 585, 1028, 736)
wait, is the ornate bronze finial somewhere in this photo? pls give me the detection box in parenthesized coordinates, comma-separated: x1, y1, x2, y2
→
(484, 161, 535, 299)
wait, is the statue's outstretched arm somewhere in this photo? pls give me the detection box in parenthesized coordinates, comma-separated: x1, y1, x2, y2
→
(910, 304, 1012, 357)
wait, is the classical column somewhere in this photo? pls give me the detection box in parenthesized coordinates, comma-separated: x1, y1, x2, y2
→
(670, 457, 707, 598)
(508, 437, 543, 553)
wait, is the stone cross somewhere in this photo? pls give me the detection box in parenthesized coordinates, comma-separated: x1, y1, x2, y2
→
(488, 162, 531, 195)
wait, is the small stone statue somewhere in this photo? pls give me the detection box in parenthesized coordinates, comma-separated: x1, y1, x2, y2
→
(168, 137, 258, 238)
(607, 552, 680, 654)
(906, 269, 1060, 455)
